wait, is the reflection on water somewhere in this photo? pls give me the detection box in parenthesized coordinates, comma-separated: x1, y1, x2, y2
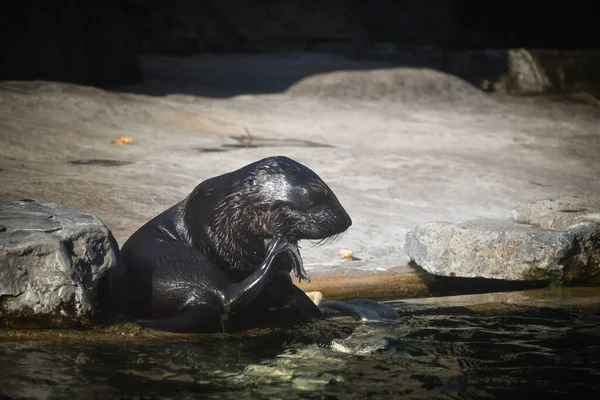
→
(1, 302, 599, 400)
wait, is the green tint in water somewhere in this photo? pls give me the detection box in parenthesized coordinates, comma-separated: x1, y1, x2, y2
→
(1, 298, 600, 399)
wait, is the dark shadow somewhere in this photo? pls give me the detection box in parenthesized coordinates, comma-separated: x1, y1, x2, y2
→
(111, 50, 509, 99)
(106, 0, 599, 99)
(410, 262, 550, 297)
(4, 2, 599, 100)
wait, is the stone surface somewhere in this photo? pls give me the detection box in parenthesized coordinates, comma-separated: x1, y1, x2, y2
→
(287, 67, 490, 103)
(405, 200, 600, 283)
(491, 49, 600, 98)
(0, 53, 599, 292)
(0, 200, 121, 327)
(502, 49, 553, 94)
(512, 195, 600, 231)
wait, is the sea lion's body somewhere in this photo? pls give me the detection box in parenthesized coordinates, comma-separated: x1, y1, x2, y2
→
(109, 156, 352, 333)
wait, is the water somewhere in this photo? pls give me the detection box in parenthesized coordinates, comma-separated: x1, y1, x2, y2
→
(1, 298, 600, 399)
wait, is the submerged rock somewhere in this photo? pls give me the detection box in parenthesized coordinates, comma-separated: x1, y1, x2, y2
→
(405, 196, 600, 283)
(0, 200, 121, 328)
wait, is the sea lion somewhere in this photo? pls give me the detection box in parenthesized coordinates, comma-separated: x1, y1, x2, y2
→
(108, 156, 352, 333)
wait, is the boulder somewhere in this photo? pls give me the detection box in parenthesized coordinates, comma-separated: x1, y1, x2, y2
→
(494, 49, 600, 98)
(0, 200, 121, 328)
(512, 195, 600, 230)
(286, 67, 491, 104)
(405, 197, 600, 283)
(501, 49, 554, 94)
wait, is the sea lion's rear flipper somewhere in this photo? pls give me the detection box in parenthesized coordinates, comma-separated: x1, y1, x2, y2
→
(319, 299, 399, 321)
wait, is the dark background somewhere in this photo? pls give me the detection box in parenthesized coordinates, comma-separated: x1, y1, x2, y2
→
(0, 0, 598, 90)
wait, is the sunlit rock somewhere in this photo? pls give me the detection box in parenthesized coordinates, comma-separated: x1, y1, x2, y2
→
(0, 200, 121, 327)
(405, 196, 600, 283)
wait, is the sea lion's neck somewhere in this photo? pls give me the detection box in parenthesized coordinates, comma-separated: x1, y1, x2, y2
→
(181, 182, 265, 281)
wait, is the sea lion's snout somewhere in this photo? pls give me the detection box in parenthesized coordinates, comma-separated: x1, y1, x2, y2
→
(312, 202, 352, 238)
(341, 208, 352, 230)
(265, 206, 351, 242)
(307, 181, 352, 239)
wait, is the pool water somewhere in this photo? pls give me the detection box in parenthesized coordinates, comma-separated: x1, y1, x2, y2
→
(1, 299, 599, 399)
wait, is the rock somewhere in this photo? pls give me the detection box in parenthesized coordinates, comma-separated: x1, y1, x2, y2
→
(405, 201, 600, 283)
(287, 67, 490, 104)
(502, 49, 553, 95)
(0, 200, 121, 328)
(406, 219, 566, 281)
(512, 195, 600, 231)
(494, 49, 600, 98)
(330, 324, 407, 355)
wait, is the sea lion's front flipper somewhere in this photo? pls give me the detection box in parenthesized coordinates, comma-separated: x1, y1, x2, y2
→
(285, 242, 311, 283)
(222, 236, 296, 312)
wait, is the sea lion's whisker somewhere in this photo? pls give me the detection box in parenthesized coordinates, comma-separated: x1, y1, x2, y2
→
(308, 233, 342, 249)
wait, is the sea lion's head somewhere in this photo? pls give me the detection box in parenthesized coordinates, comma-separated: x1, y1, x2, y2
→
(194, 156, 352, 275)
(244, 156, 352, 244)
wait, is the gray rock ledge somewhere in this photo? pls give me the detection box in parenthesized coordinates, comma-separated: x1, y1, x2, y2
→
(405, 196, 600, 283)
(0, 200, 121, 327)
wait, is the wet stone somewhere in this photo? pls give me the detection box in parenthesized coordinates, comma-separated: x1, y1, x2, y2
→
(0, 200, 122, 327)
(405, 196, 600, 283)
